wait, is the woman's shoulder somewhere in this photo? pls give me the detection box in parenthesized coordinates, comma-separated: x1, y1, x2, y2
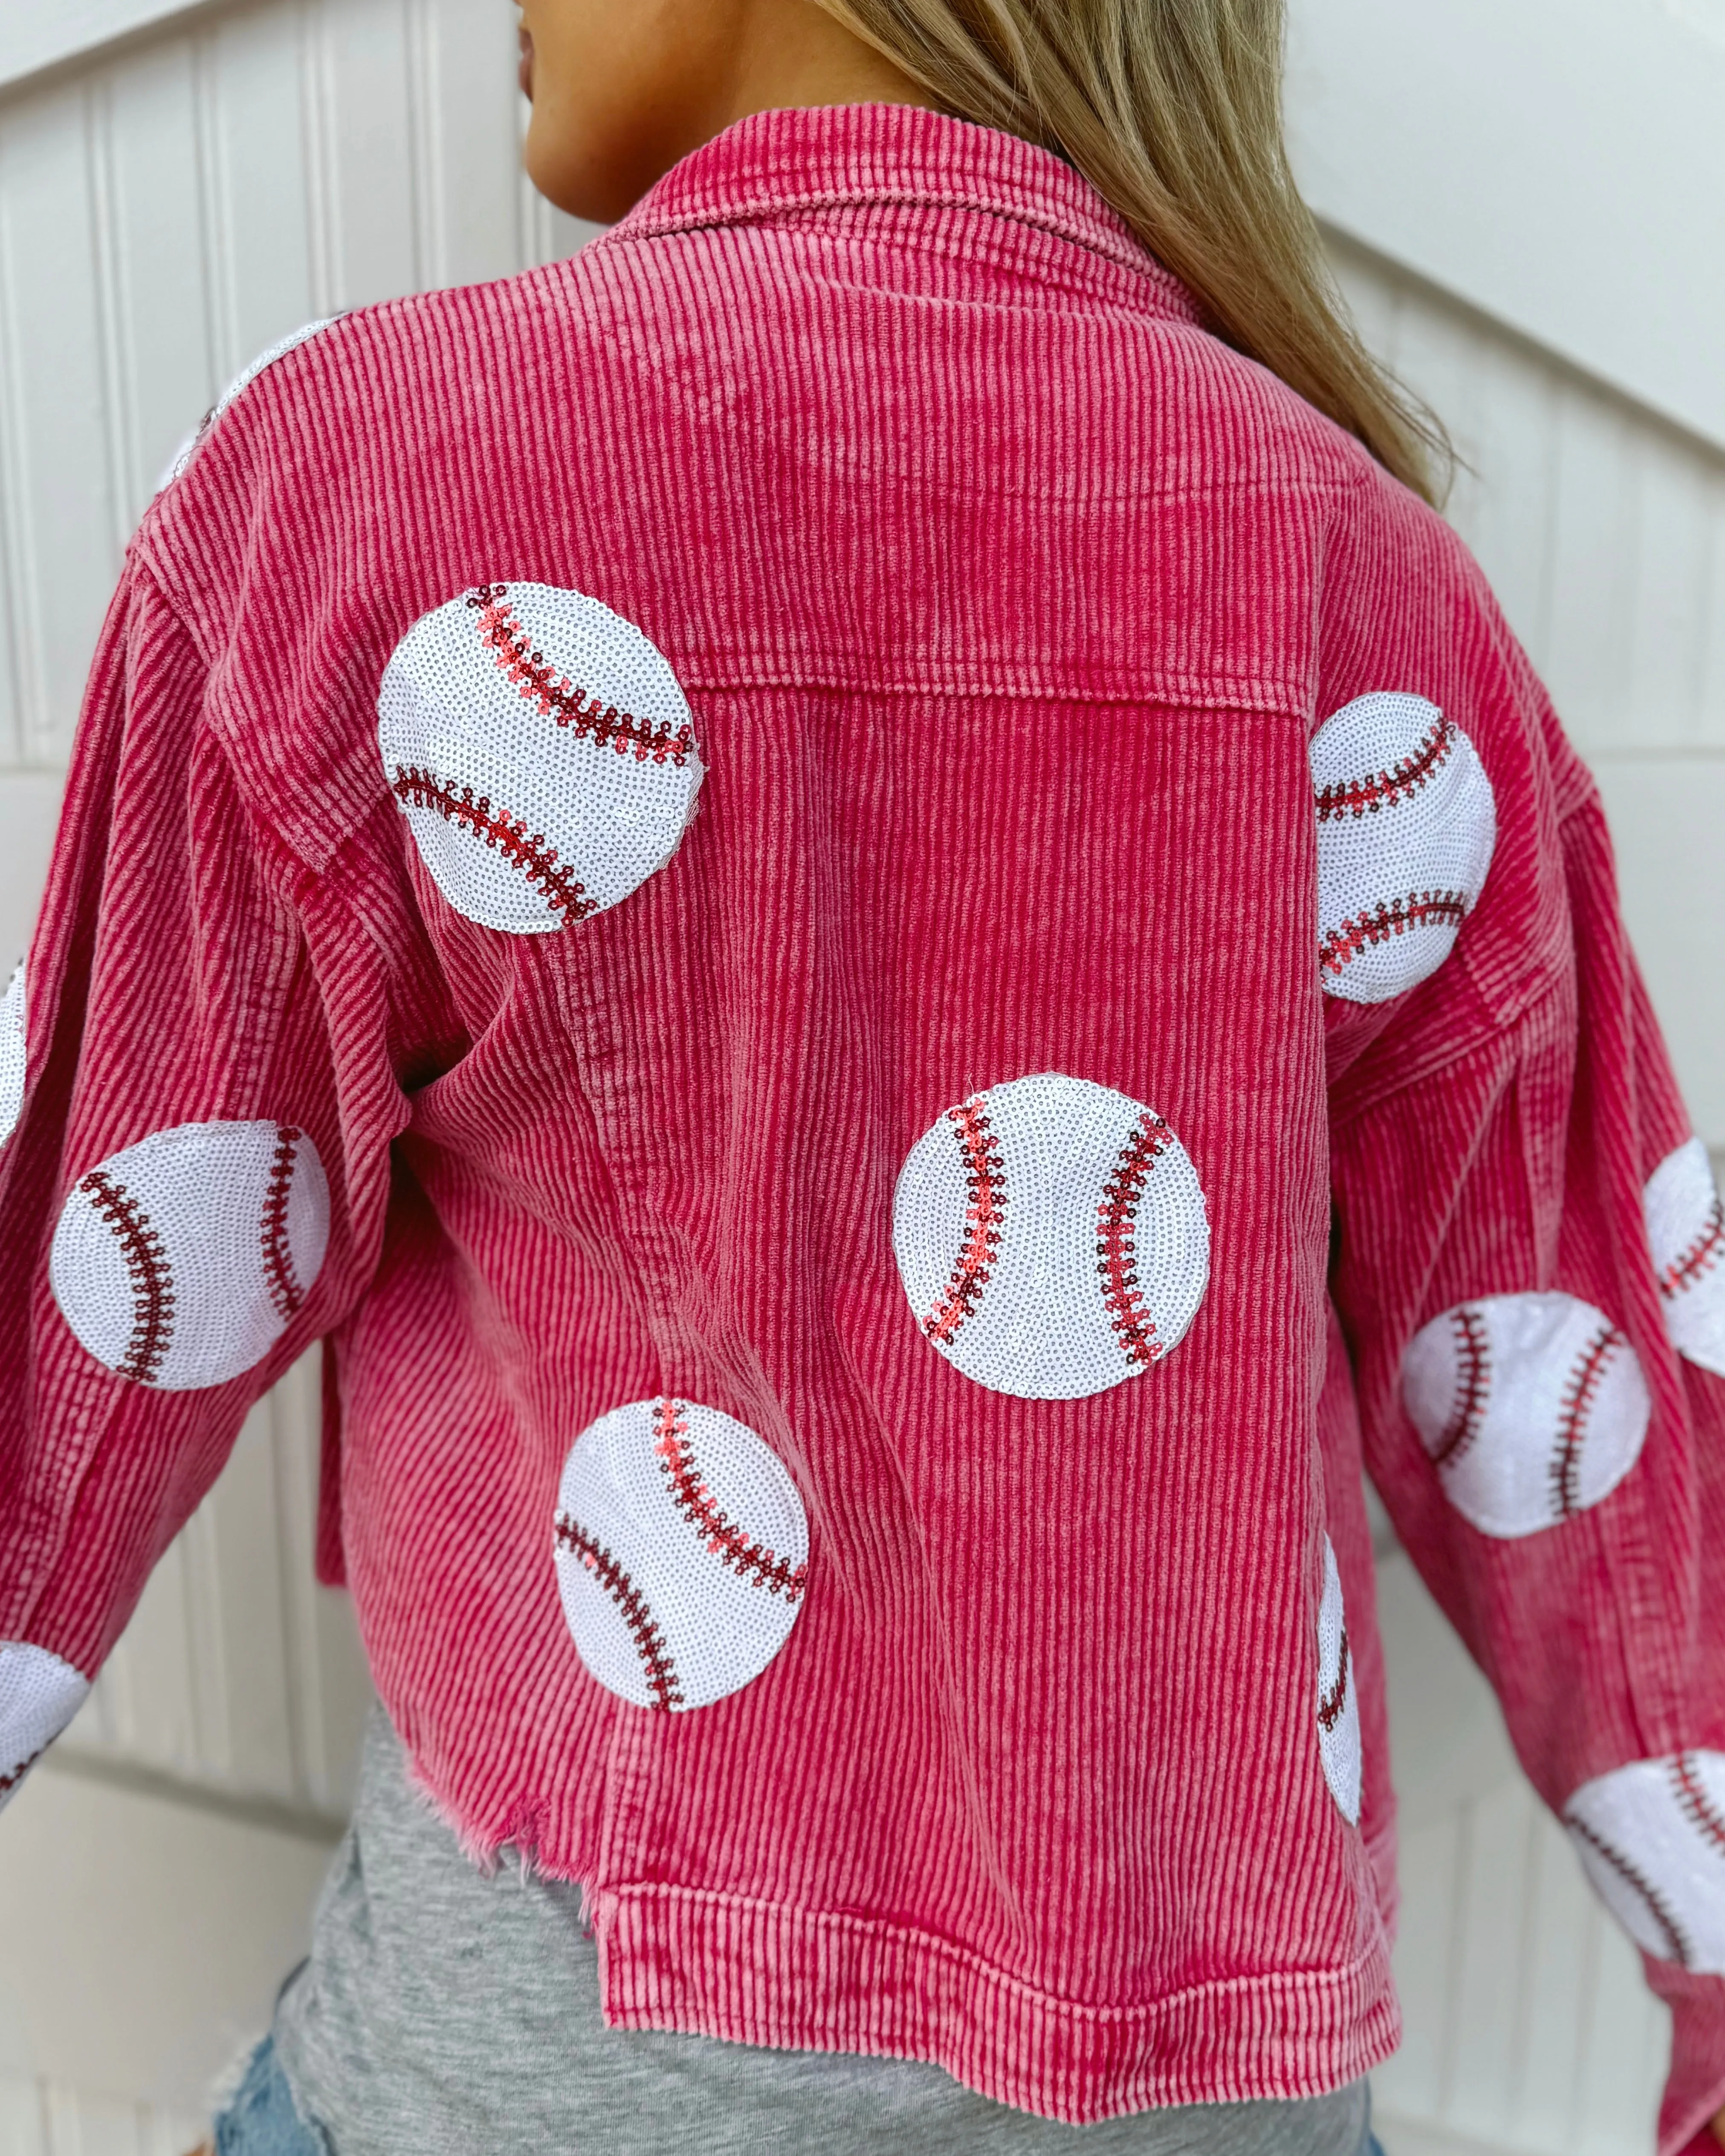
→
(148, 257, 628, 503)
(126, 257, 640, 642)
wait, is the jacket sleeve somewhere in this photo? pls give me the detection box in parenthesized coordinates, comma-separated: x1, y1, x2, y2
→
(1321, 471, 1725, 2154)
(0, 556, 403, 1808)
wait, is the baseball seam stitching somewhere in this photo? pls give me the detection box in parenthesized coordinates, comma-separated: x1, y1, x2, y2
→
(1095, 1110, 1169, 1369)
(1317, 1625, 1352, 1734)
(79, 1168, 175, 1384)
(1670, 1753, 1725, 1860)
(0, 1745, 46, 1798)
(260, 1125, 306, 1324)
(1551, 1323, 1623, 1519)
(1568, 1813, 1693, 1966)
(923, 1099, 1006, 1349)
(554, 1513, 683, 1711)
(1432, 1305, 1492, 1469)
(1319, 890, 1469, 980)
(652, 1399, 808, 1602)
(1661, 1196, 1725, 1300)
(1314, 713, 1457, 822)
(391, 766, 599, 920)
(469, 585, 696, 767)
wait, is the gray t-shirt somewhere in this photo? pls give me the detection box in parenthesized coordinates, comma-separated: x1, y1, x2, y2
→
(273, 1710, 1373, 2156)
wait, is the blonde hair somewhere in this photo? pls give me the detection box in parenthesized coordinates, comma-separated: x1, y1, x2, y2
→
(813, 0, 1450, 504)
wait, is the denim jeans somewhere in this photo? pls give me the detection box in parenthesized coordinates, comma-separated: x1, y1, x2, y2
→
(214, 2037, 328, 2156)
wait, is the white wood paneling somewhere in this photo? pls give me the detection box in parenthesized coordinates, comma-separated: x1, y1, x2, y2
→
(0, 0, 596, 790)
(0, 83, 123, 767)
(1329, 236, 1725, 760)
(0, 2077, 205, 2156)
(1, 0, 213, 92)
(0, 775, 61, 965)
(1595, 762, 1725, 1151)
(1287, 0, 1725, 452)
(0, 1763, 335, 2122)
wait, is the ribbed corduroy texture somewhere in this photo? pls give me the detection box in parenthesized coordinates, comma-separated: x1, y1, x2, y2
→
(1, 104, 1722, 2146)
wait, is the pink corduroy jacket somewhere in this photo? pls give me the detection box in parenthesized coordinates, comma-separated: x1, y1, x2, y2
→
(3, 103, 1725, 2147)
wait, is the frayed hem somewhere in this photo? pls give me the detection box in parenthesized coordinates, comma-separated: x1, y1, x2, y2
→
(203, 2029, 268, 2128)
(388, 1718, 596, 1920)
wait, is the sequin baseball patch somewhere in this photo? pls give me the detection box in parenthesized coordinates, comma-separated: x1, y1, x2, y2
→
(1311, 693, 1496, 1005)
(554, 1398, 809, 1712)
(1402, 1290, 1649, 1538)
(0, 1643, 89, 1815)
(1316, 1535, 1362, 1825)
(1566, 1752, 1725, 1972)
(892, 1072, 1210, 1401)
(50, 1119, 331, 1390)
(378, 582, 704, 935)
(0, 961, 24, 1147)
(1644, 1139, 1725, 1379)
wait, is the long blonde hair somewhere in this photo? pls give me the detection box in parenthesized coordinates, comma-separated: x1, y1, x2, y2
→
(813, 0, 1450, 504)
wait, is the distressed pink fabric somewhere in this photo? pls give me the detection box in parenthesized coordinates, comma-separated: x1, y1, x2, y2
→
(2, 103, 1722, 2145)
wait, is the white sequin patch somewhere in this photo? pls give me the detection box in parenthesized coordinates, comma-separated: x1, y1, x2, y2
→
(1402, 1291, 1649, 1538)
(1644, 1139, 1725, 1379)
(554, 1398, 809, 1712)
(51, 1119, 330, 1390)
(892, 1072, 1210, 1402)
(0, 1643, 89, 1815)
(1316, 1535, 1362, 1825)
(1311, 693, 1497, 1005)
(1565, 1752, 1725, 1972)
(0, 961, 24, 1146)
(377, 583, 704, 934)
(157, 317, 344, 492)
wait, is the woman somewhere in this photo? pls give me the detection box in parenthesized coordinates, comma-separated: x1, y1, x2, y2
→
(1, 2, 1722, 2150)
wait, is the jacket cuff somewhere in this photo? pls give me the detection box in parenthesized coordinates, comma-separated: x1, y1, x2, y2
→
(1660, 1967, 1725, 2156)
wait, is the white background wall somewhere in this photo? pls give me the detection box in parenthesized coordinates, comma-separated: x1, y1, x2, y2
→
(1287, 0, 1725, 452)
(0, 2, 1719, 2150)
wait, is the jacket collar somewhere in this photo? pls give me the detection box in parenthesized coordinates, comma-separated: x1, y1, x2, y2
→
(606, 101, 1202, 323)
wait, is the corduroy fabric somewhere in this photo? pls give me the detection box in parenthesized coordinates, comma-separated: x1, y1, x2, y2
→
(1, 103, 1721, 2148)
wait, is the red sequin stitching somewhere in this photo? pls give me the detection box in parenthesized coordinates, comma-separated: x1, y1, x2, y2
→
(1670, 1753, 1725, 1860)
(1568, 1814, 1692, 1965)
(79, 1168, 175, 1384)
(466, 585, 695, 767)
(1317, 1626, 1352, 1734)
(260, 1125, 306, 1324)
(1314, 712, 1456, 822)
(1095, 1110, 1171, 1370)
(1551, 1323, 1624, 1518)
(923, 1100, 1006, 1347)
(1661, 1197, 1725, 1299)
(391, 766, 598, 920)
(1432, 1306, 1491, 1468)
(1319, 891, 1468, 978)
(652, 1399, 807, 1602)
(0, 1744, 46, 1798)
(554, 1513, 683, 1711)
